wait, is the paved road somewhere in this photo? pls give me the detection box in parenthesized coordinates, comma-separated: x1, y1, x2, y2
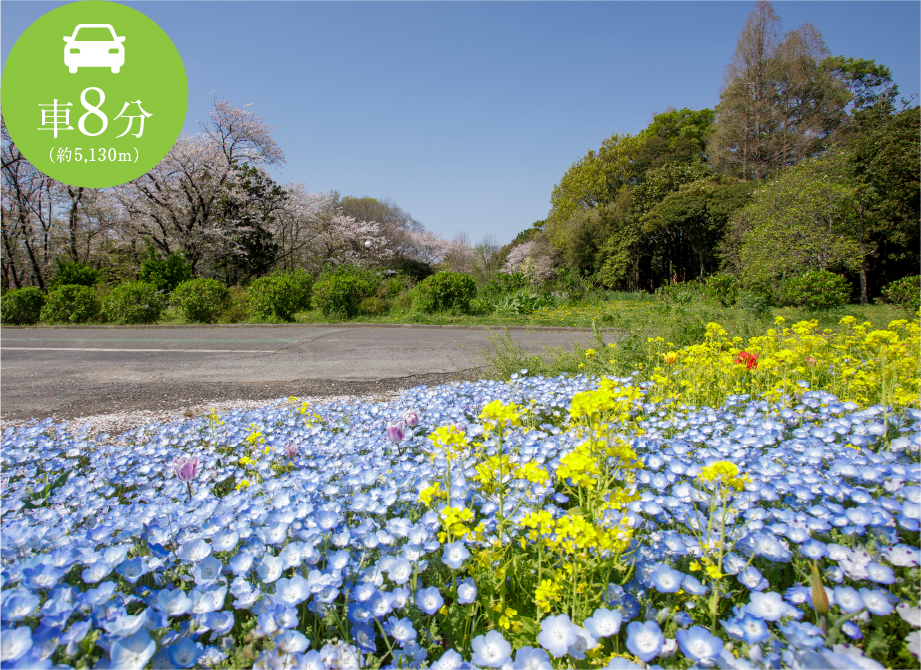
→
(1, 324, 595, 421)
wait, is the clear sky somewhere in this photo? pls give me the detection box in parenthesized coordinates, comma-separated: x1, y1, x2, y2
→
(3, 1, 919, 246)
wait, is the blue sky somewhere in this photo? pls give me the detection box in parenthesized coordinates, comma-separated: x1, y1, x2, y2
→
(3, 1, 919, 246)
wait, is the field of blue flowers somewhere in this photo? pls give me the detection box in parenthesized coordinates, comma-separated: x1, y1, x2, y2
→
(1, 371, 919, 669)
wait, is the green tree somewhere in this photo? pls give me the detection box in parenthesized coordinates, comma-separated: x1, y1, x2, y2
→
(633, 107, 715, 174)
(821, 56, 900, 134)
(847, 106, 920, 301)
(724, 153, 860, 287)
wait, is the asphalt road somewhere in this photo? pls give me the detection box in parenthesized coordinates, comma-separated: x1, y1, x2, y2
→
(0, 324, 594, 421)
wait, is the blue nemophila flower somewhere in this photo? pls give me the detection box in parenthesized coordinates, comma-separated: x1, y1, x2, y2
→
(648, 564, 683, 593)
(744, 591, 790, 622)
(676, 625, 723, 663)
(625, 620, 664, 663)
(367, 590, 393, 618)
(384, 615, 417, 644)
(256, 555, 284, 583)
(416, 586, 444, 615)
(167, 637, 204, 668)
(538, 614, 579, 658)
(471, 630, 512, 668)
(102, 608, 147, 637)
(605, 659, 642, 670)
(387, 558, 413, 585)
(352, 622, 376, 652)
(176, 538, 211, 562)
(81, 560, 113, 584)
(859, 588, 894, 615)
(441, 541, 470, 570)
(430, 648, 465, 670)
(110, 629, 157, 669)
(1, 593, 40, 621)
(583, 608, 622, 638)
(191, 556, 223, 586)
(276, 629, 310, 654)
(567, 627, 599, 660)
(738, 613, 770, 645)
(833, 586, 865, 614)
(456, 578, 477, 605)
(211, 529, 240, 553)
(510, 646, 552, 670)
(204, 610, 235, 635)
(0, 626, 33, 663)
(274, 575, 311, 606)
(778, 621, 824, 649)
(22, 564, 65, 590)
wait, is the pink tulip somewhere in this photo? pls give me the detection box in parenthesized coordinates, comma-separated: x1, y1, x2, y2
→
(402, 409, 420, 428)
(452, 421, 466, 433)
(173, 455, 198, 482)
(386, 420, 406, 443)
(285, 442, 298, 458)
(173, 454, 199, 501)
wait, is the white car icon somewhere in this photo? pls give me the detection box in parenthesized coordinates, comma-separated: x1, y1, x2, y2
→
(64, 24, 125, 74)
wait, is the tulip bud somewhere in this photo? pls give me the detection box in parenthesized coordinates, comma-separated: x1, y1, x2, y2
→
(173, 455, 199, 483)
(386, 420, 406, 443)
(810, 560, 829, 617)
(402, 409, 420, 427)
(285, 442, 297, 458)
(452, 421, 466, 432)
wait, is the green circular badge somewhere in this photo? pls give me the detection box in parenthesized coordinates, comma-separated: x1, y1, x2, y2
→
(1, 0, 188, 187)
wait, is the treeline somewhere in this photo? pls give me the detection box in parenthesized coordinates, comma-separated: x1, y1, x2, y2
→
(1, 98, 475, 294)
(505, 1, 919, 304)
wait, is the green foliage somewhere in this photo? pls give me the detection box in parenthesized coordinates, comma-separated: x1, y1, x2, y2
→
(101, 281, 164, 324)
(40, 285, 99, 323)
(481, 272, 531, 300)
(1, 287, 45, 325)
(413, 271, 477, 314)
(311, 265, 380, 318)
(703, 273, 740, 307)
(779, 270, 851, 310)
(49, 259, 98, 289)
(21, 470, 71, 511)
(138, 247, 192, 293)
(216, 286, 253, 324)
(493, 290, 553, 316)
(554, 268, 592, 303)
(378, 275, 412, 299)
(172, 278, 231, 323)
(726, 153, 861, 285)
(655, 279, 702, 305)
(358, 296, 390, 316)
(248, 269, 313, 322)
(735, 290, 771, 315)
(880, 275, 920, 314)
(389, 258, 434, 284)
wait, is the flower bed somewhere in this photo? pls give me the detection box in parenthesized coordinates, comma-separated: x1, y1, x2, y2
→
(1, 321, 919, 669)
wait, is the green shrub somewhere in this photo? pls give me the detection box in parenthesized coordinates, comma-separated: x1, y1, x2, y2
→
(248, 269, 313, 322)
(1, 287, 45, 325)
(494, 289, 553, 316)
(217, 286, 252, 324)
(703, 273, 739, 307)
(779, 270, 850, 310)
(358, 296, 390, 316)
(389, 258, 434, 284)
(735, 290, 770, 315)
(101, 281, 163, 324)
(313, 276, 368, 318)
(481, 272, 531, 300)
(49, 259, 98, 289)
(172, 278, 230, 323)
(655, 279, 703, 305)
(378, 275, 411, 299)
(413, 271, 477, 314)
(881, 275, 920, 314)
(138, 248, 192, 292)
(41, 284, 99, 323)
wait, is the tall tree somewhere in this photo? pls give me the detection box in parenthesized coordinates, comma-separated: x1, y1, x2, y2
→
(821, 56, 901, 135)
(710, 0, 783, 181)
(710, 2, 846, 180)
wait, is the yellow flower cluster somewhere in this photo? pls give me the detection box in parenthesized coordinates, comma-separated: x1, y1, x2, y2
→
(697, 460, 751, 493)
(569, 379, 644, 424)
(428, 425, 467, 459)
(478, 400, 522, 434)
(645, 317, 920, 411)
